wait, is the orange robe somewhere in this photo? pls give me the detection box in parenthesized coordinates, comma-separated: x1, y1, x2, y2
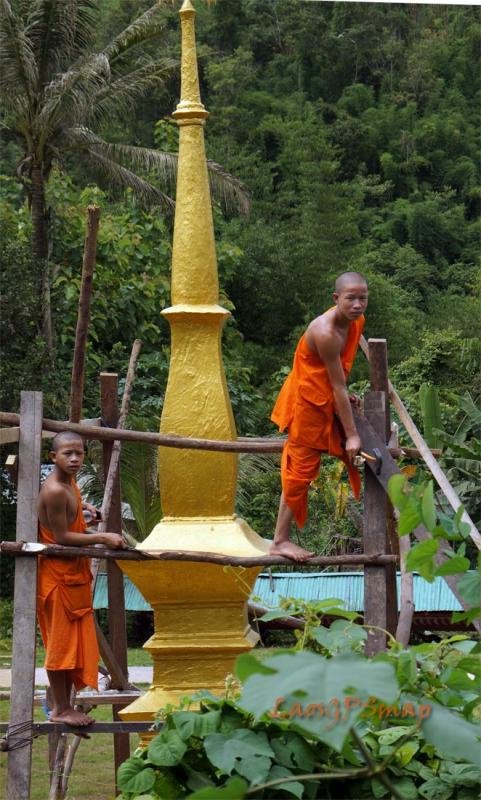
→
(271, 314, 365, 528)
(37, 482, 99, 690)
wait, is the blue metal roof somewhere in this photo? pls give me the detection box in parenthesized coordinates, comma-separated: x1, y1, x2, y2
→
(93, 571, 464, 613)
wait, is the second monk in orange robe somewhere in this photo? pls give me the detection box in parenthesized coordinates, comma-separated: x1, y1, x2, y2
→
(37, 431, 126, 728)
(270, 272, 368, 561)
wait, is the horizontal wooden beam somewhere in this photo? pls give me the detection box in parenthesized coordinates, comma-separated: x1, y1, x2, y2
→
(0, 721, 154, 739)
(0, 411, 440, 459)
(0, 541, 398, 567)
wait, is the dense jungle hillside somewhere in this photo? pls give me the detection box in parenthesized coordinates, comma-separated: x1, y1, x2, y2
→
(0, 1, 480, 545)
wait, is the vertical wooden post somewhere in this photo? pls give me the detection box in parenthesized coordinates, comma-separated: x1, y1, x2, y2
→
(69, 205, 101, 423)
(363, 391, 388, 655)
(100, 373, 130, 779)
(367, 338, 398, 637)
(6, 392, 43, 800)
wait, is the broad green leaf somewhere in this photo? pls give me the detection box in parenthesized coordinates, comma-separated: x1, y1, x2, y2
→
(117, 757, 156, 794)
(377, 725, 418, 745)
(406, 538, 438, 572)
(418, 777, 454, 800)
(235, 754, 271, 784)
(173, 710, 221, 741)
(147, 729, 187, 766)
(236, 652, 276, 681)
(458, 656, 481, 677)
(398, 499, 422, 536)
(371, 777, 389, 798)
(439, 762, 481, 787)
(187, 776, 248, 799)
(457, 571, 481, 607)
(406, 539, 439, 572)
(311, 620, 366, 653)
(258, 609, 296, 622)
(204, 729, 274, 775)
(185, 765, 215, 792)
(239, 651, 398, 751)
(420, 700, 481, 767)
(269, 732, 315, 772)
(388, 474, 408, 510)
(390, 776, 418, 799)
(395, 741, 420, 767)
(435, 556, 470, 577)
(421, 481, 436, 531)
(153, 771, 184, 800)
(266, 765, 305, 798)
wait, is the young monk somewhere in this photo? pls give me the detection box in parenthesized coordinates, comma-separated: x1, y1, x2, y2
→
(270, 272, 368, 562)
(37, 431, 127, 728)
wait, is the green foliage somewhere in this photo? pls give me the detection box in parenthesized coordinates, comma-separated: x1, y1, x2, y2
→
(116, 631, 481, 800)
(437, 394, 481, 528)
(419, 384, 442, 450)
(388, 473, 481, 624)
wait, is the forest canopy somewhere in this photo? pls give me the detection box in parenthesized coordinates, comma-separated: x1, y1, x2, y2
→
(1, 0, 480, 431)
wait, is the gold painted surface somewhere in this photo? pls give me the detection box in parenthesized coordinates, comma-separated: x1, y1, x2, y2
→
(158, 308, 236, 519)
(119, 0, 269, 730)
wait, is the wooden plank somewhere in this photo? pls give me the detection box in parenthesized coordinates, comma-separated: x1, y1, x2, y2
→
(34, 691, 142, 707)
(100, 372, 130, 779)
(6, 391, 43, 800)
(363, 391, 389, 655)
(367, 339, 398, 637)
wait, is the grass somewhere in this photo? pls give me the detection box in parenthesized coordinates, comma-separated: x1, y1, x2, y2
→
(0, 643, 153, 670)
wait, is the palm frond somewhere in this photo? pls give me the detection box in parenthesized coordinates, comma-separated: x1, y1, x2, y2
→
(0, 0, 38, 107)
(79, 144, 175, 213)
(103, 4, 167, 65)
(121, 439, 162, 541)
(88, 57, 176, 127)
(68, 127, 177, 188)
(207, 158, 251, 217)
(38, 52, 110, 131)
(25, 0, 97, 83)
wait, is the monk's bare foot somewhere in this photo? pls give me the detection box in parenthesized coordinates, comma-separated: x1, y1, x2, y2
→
(49, 707, 94, 728)
(270, 541, 315, 562)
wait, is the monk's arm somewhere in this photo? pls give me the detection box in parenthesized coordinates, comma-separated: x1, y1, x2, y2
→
(313, 334, 361, 459)
(43, 486, 124, 548)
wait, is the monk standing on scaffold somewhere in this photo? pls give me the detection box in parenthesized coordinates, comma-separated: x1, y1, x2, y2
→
(37, 431, 126, 728)
(270, 272, 368, 562)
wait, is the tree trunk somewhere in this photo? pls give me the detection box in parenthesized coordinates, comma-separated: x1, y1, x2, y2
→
(30, 164, 53, 355)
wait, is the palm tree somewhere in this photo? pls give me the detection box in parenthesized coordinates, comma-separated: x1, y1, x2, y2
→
(0, 0, 249, 352)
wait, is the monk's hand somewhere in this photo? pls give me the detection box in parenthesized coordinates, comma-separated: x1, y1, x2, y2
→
(349, 394, 361, 410)
(345, 434, 362, 465)
(101, 533, 128, 550)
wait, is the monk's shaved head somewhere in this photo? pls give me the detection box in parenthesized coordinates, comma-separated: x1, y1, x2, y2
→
(334, 272, 367, 293)
(51, 431, 85, 452)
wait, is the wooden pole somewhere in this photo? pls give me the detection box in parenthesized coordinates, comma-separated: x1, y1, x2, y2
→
(367, 339, 398, 637)
(0, 412, 443, 460)
(69, 205, 101, 423)
(1, 542, 398, 567)
(6, 391, 43, 800)
(99, 372, 130, 780)
(98, 341, 142, 528)
(363, 390, 389, 655)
